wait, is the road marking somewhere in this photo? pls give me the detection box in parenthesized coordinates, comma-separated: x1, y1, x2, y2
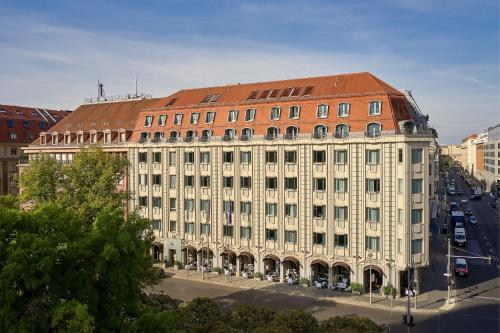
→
(473, 296, 500, 301)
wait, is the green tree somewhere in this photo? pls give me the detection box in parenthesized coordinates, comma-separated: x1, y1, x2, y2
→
(229, 304, 276, 333)
(127, 308, 184, 333)
(18, 155, 62, 204)
(271, 309, 318, 333)
(51, 300, 95, 333)
(318, 316, 382, 333)
(180, 297, 223, 333)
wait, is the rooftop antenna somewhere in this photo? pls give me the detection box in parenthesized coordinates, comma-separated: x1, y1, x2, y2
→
(98, 80, 105, 99)
(135, 75, 138, 97)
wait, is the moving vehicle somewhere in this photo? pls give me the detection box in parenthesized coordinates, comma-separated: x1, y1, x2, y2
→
(449, 202, 459, 213)
(455, 258, 468, 276)
(474, 188, 482, 195)
(448, 187, 456, 196)
(470, 194, 481, 201)
(451, 211, 465, 228)
(469, 216, 478, 225)
(454, 228, 466, 246)
(457, 189, 464, 195)
(464, 206, 473, 216)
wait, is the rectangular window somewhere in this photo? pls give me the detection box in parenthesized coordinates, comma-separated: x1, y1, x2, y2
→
(240, 151, 252, 164)
(200, 151, 210, 164)
(398, 178, 404, 194)
(169, 175, 177, 189)
(228, 110, 238, 123)
(398, 149, 403, 163)
(7, 120, 14, 128)
(200, 176, 210, 187)
(158, 114, 167, 126)
(152, 219, 161, 230)
(201, 223, 211, 235)
(335, 234, 348, 247)
(411, 239, 423, 254)
(411, 148, 423, 164)
(338, 103, 350, 117)
(411, 209, 422, 224)
(169, 220, 177, 232)
(223, 225, 234, 237)
(152, 197, 162, 208)
(285, 204, 297, 218)
(313, 205, 326, 219)
(223, 151, 234, 163)
(366, 149, 380, 164)
(223, 200, 234, 213)
(39, 121, 45, 129)
(241, 201, 252, 214)
(317, 104, 329, 118)
(245, 108, 256, 121)
(139, 196, 148, 207)
(173, 113, 183, 125)
(10, 132, 17, 140)
(223, 177, 233, 188)
(153, 174, 162, 186)
(366, 207, 380, 222)
(284, 177, 297, 190)
(265, 203, 277, 216)
(366, 179, 381, 193)
(270, 107, 281, 120)
(185, 222, 195, 235)
(10, 148, 17, 156)
(266, 228, 277, 241)
(184, 199, 195, 212)
(369, 101, 381, 115)
(241, 227, 252, 240)
(289, 105, 300, 119)
(313, 150, 326, 163)
(366, 236, 380, 251)
(184, 175, 194, 187)
(334, 206, 348, 220)
(169, 152, 176, 166)
(169, 198, 176, 211)
(139, 174, 148, 186)
(397, 239, 402, 253)
(190, 112, 200, 124)
(411, 179, 423, 194)
(313, 232, 325, 245)
(184, 152, 195, 163)
(334, 178, 348, 192)
(335, 150, 348, 164)
(138, 152, 147, 163)
(144, 115, 153, 127)
(205, 112, 215, 124)
(200, 199, 210, 213)
(153, 152, 161, 163)
(266, 151, 277, 163)
(240, 176, 252, 189)
(284, 150, 297, 163)
(285, 230, 297, 243)
(266, 177, 278, 190)
(398, 209, 403, 224)
(313, 178, 326, 191)
(23, 121, 30, 129)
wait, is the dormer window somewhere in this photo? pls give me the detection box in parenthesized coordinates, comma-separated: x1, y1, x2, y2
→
(190, 113, 200, 124)
(200, 129, 212, 142)
(168, 131, 179, 142)
(285, 126, 298, 140)
(369, 101, 382, 115)
(65, 134, 71, 144)
(205, 112, 215, 124)
(335, 124, 349, 138)
(240, 128, 252, 141)
(52, 134, 58, 145)
(313, 125, 327, 139)
(90, 133, 97, 143)
(270, 107, 281, 120)
(41, 135, 46, 144)
(338, 103, 350, 117)
(366, 123, 381, 138)
(119, 132, 126, 142)
(317, 104, 329, 118)
(245, 109, 255, 122)
(144, 115, 153, 127)
(78, 134, 84, 143)
(104, 133, 111, 143)
(158, 114, 167, 126)
(223, 129, 235, 141)
(185, 130, 196, 142)
(174, 114, 183, 125)
(228, 110, 238, 123)
(289, 106, 300, 119)
(153, 132, 163, 142)
(266, 127, 279, 141)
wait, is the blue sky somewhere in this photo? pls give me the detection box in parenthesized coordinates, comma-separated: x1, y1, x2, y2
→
(0, 0, 498, 143)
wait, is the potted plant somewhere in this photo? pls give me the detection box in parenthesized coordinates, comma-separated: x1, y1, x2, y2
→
(254, 272, 263, 281)
(300, 277, 310, 287)
(350, 282, 364, 295)
(173, 260, 182, 270)
(212, 267, 222, 275)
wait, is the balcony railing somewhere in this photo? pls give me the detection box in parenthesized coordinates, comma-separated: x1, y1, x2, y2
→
(312, 132, 327, 140)
(334, 132, 349, 139)
(365, 130, 381, 138)
(183, 136, 195, 143)
(199, 135, 210, 142)
(284, 133, 297, 140)
(240, 134, 251, 141)
(265, 133, 278, 141)
(167, 136, 179, 143)
(222, 135, 234, 142)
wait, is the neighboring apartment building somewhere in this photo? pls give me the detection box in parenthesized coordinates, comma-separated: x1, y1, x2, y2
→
(440, 144, 462, 161)
(0, 104, 70, 195)
(481, 124, 500, 193)
(23, 72, 436, 294)
(460, 134, 478, 175)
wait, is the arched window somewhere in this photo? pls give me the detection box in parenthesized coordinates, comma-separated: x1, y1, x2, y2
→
(184, 130, 196, 142)
(168, 131, 179, 142)
(335, 124, 349, 138)
(200, 129, 212, 142)
(241, 128, 253, 141)
(285, 126, 298, 140)
(223, 129, 236, 141)
(153, 132, 163, 142)
(366, 123, 381, 138)
(313, 125, 327, 139)
(139, 132, 149, 143)
(266, 127, 279, 140)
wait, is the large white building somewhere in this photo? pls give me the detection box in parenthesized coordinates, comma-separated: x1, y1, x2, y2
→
(23, 72, 436, 294)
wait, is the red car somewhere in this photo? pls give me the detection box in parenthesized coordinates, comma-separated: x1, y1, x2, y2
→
(455, 258, 468, 276)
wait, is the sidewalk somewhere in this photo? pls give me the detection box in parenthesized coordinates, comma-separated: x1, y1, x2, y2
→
(153, 265, 448, 314)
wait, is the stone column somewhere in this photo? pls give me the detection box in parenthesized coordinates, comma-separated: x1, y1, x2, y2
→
(280, 262, 285, 283)
(328, 266, 333, 289)
(197, 251, 202, 272)
(236, 256, 241, 276)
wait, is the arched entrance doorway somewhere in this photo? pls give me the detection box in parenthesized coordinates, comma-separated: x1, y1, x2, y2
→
(332, 262, 351, 290)
(182, 245, 197, 268)
(152, 242, 163, 261)
(282, 256, 300, 284)
(221, 249, 237, 275)
(198, 247, 214, 272)
(263, 254, 280, 281)
(238, 252, 255, 278)
(311, 259, 329, 288)
(364, 265, 383, 293)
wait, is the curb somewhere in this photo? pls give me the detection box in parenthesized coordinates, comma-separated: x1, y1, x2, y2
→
(167, 273, 442, 314)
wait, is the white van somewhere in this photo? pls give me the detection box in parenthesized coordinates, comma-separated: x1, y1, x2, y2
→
(454, 228, 466, 246)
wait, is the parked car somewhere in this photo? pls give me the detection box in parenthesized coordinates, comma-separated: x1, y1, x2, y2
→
(470, 194, 481, 201)
(464, 207, 473, 216)
(455, 221, 465, 229)
(460, 198, 468, 205)
(469, 216, 478, 225)
(457, 189, 464, 195)
(455, 258, 469, 276)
